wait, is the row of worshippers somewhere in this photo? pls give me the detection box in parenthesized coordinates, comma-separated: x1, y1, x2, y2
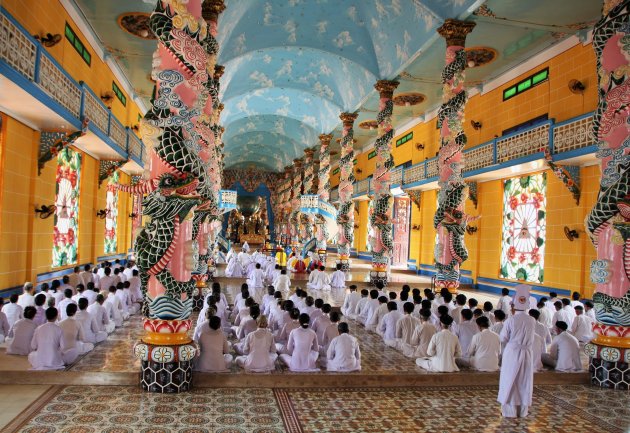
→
(340, 283, 584, 374)
(191, 282, 360, 372)
(0, 263, 141, 370)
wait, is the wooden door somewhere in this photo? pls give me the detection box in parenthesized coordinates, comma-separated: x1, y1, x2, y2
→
(392, 197, 410, 266)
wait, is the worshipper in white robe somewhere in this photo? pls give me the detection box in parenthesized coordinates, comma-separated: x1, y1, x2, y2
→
(29, 307, 78, 370)
(412, 309, 438, 358)
(32, 293, 47, 327)
(17, 282, 36, 309)
(50, 281, 65, 306)
(340, 285, 361, 317)
(127, 271, 142, 306)
(242, 242, 250, 253)
(537, 299, 553, 331)
(380, 302, 403, 347)
(98, 268, 116, 295)
(395, 302, 420, 357)
(261, 287, 276, 314)
(79, 265, 94, 288)
(57, 289, 77, 321)
(280, 313, 319, 371)
(570, 292, 583, 308)
(195, 316, 232, 372)
(456, 316, 500, 372)
(266, 264, 280, 285)
(451, 294, 467, 325)
(0, 300, 10, 343)
(416, 315, 461, 372)
(497, 284, 536, 418)
(274, 270, 291, 292)
(306, 266, 320, 289)
(75, 299, 107, 344)
(115, 283, 131, 318)
(87, 294, 115, 334)
(349, 289, 369, 321)
(529, 309, 552, 347)
(306, 266, 332, 291)
(104, 287, 124, 327)
(91, 269, 101, 290)
(275, 308, 300, 354)
(123, 263, 135, 281)
(71, 285, 87, 304)
(358, 290, 380, 326)
(531, 333, 545, 372)
(6, 306, 37, 355)
(235, 315, 278, 372)
(320, 312, 342, 358)
(83, 283, 98, 305)
(367, 296, 388, 334)
(559, 299, 576, 329)
(545, 292, 559, 311)
(326, 322, 361, 372)
(247, 263, 266, 291)
(570, 305, 594, 343)
(3, 294, 23, 331)
(233, 305, 261, 354)
(225, 255, 245, 278)
(226, 246, 236, 264)
(482, 302, 495, 325)
(456, 309, 480, 355)
(329, 264, 346, 289)
(59, 304, 94, 356)
(313, 304, 332, 342)
(309, 299, 325, 326)
(584, 301, 596, 322)
(542, 321, 582, 372)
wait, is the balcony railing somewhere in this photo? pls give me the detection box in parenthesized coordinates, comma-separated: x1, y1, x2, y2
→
(0, 7, 146, 166)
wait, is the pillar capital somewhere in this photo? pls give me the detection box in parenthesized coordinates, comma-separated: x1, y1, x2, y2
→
(374, 80, 400, 99)
(318, 133, 333, 146)
(340, 112, 358, 127)
(202, 0, 226, 23)
(213, 64, 225, 80)
(218, 103, 224, 113)
(293, 158, 303, 169)
(437, 19, 476, 47)
(304, 148, 316, 160)
(336, 138, 357, 144)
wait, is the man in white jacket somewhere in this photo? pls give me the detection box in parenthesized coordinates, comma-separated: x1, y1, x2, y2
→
(456, 316, 500, 371)
(326, 322, 361, 371)
(542, 320, 582, 372)
(416, 315, 461, 372)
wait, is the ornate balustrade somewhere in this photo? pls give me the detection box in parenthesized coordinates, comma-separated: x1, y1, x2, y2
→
(390, 166, 403, 185)
(0, 7, 145, 166)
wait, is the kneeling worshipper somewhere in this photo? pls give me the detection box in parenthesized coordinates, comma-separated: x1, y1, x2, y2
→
(233, 305, 261, 354)
(273, 269, 291, 292)
(195, 316, 232, 372)
(570, 305, 595, 343)
(247, 263, 266, 297)
(225, 253, 244, 278)
(59, 303, 94, 356)
(279, 313, 319, 372)
(541, 321, 582, 372)
(416, 315, 461, 372)
(104, 286, 124, 327)
(87, 294, 115, 334)
(75, 298, 107, 344)
(0, 298, 10, 343)
(380, 301, 403, 347)
(29, 307, 78, 370)
(306, 266, 331, 291)
(329, 263, 347, 289)
(456, 316, 500, 372)
(6, 306, 37, 355)
(326, 322, 361, 372)
(411, 309, 438, 358)
(395, 302, 420, 357)
(235, 315, 278, 372)
(497, 284, 536, 418)
(275, 308, 300, 354)
(341, 285, 361, 317)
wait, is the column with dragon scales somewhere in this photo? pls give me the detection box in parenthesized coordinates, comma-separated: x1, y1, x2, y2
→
(369, 81, 399, 287)
(584, 0, 630, 390)
(280, 167, 293, 246)
(126, 0, 224, 393)
(336, 112, 358, 272)
(433, 19, 475, 293)
(315, 133, 333, 264)
(290, 159, 303, 246)
(300, 148, 316, 245)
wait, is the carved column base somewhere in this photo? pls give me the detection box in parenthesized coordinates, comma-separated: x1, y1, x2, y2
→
(370, 270, 388, 287)
(317, 249, 327, 267)
(336, 255, 351, 272)
(135, 340, 197, 393)
(585, 341, 630, 390)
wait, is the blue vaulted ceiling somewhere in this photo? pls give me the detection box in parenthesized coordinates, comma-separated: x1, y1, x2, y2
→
(70, 0, 602, 172)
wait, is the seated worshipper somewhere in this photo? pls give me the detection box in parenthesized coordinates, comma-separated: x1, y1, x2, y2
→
(247, 263, 265, 292)
(584, 301, 596, 321)
(326, 322, 361, 372)
(473, 309, 484, 321)
(6, 306, 37, 355)
(29, 307, 78, 370)
(114, 283, 131, 320)
(195, 316, 232, 372)
(397, 291, 410, 313)
(561, 298, 576, 329)
(307, 266, 331, 291)
(482, 302, 495, 324)
(571, 305, 595, 343)
(571, 291, 583, 308)
(367, 296, 389, 334)
(491, 310, 507, 336)
(456, 316, 500, 372)
(531, 332, 545, 373)
(274, 269, 291, 292)
(380, 302, 403, 347)
(18, 282, 36, 309)
(71, 284, 87, 304)
(50, 280, 64, 306)
(301, 296, 316, 316)
(468, 298, 479, 312)
(194, 306, 217, 342)
(122, 281, 140, 315)
(551, 301, 569, 333)
(456, 309, 480, 355)
(270, 300, 293, 333)
(537, 299, 553, 331)
(83, 282, 98, 305)
(87, 294, 115, 334)
(266, 264, 280, 286)
(275, 308, 301, 354)
(329, 263, 346, 289)
(541, 321, 582, 372)
(57, 289, 77, 321)
(416, 315, 461, 372)
(358, 289, 380, 326)
(75, 298, 107, 344)
(349, 289, 369, 321)
(104, 286, 124, 327)
(59, 304, 94, 356)
(4, 294, 23, 331)
(529, 309, 552, 346)
(80, 264, 93, 287)
(235, 315, 278, 372)
(0, 298, 10, 343)
(309, 299, 325, 326)
(496, 288, 512, 315)
(91, 269, 100, 290)
(230, 285, 249, 318)
(451, 294, 467, 325)
(233, 296, 254, 327)
(341, 285, 361, 317)
(306, 265, 321, 290)
(395, 302, 420, 357)
(261, 286, 276, 316)
(313, 304, 332, 342)
(234, 305, 261, 354)
(128, 270, 143, 307)
(225, 253, 244, 277)
(319, 311, 342, 357)
(98, 268, 116, 295)
(265, 291, 282, 318)
(412, 309, 438, 358)
(280, 313, 319, 372)
(32, 293, 47, 327)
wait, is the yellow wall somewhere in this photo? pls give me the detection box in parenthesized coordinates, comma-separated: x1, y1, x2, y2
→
(0, 115, 133, 289)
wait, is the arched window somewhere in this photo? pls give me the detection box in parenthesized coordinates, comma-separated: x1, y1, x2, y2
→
(52, 148, 81, 267)
(500, 173, 547, 283)
(104, 171, 119, 254)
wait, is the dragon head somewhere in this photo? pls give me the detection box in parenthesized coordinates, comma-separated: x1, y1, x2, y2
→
(158, 173, 199, 197)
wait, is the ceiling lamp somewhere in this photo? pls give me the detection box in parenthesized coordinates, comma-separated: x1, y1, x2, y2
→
(465, 47, 498, 68)
(118, 13, 156, 40)
(393, 92, 426, 107)
(359, 120, 378, 130)
(34, 33, 62, 47)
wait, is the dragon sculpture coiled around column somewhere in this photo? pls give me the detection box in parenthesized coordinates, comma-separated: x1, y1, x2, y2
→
(433, 19, 475, 292)
(300, 148, 316, 244)
(369, 81, 399, 286)
(583, 0, 630, 390)
(315, 134, 333, 261)
(336, 113, 358, 272)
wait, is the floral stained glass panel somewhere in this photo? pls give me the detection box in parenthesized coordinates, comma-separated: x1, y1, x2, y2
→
(52, 148, 81, 267)
(104, 171, 119, 254)
(500, 173, 546, 283)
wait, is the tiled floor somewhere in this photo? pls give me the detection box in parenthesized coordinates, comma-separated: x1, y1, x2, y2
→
(6, 384, 629, 433)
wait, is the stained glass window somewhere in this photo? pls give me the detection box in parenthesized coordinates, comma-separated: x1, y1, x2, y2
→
(53, 148, 81, 267)
(500, 173, 547, 283)
(104, 171, 119, 254)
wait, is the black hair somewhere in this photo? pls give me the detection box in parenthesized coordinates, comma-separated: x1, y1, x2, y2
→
(66, 303, 78, 317)
(337, 322, 349, 334)
(403, 302, 414, 314)
(45, 307, 58, 321)
(299, 313, 310, 328)
(476, 316, 490, 328)
(461, 309, 473, 321)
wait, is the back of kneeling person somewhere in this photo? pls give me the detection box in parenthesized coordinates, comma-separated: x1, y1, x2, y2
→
(326, 322, 361, 372)
(195, 316, 232, 372)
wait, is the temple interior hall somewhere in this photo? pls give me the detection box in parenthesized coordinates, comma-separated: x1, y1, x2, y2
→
(0, 0, 629, 432)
